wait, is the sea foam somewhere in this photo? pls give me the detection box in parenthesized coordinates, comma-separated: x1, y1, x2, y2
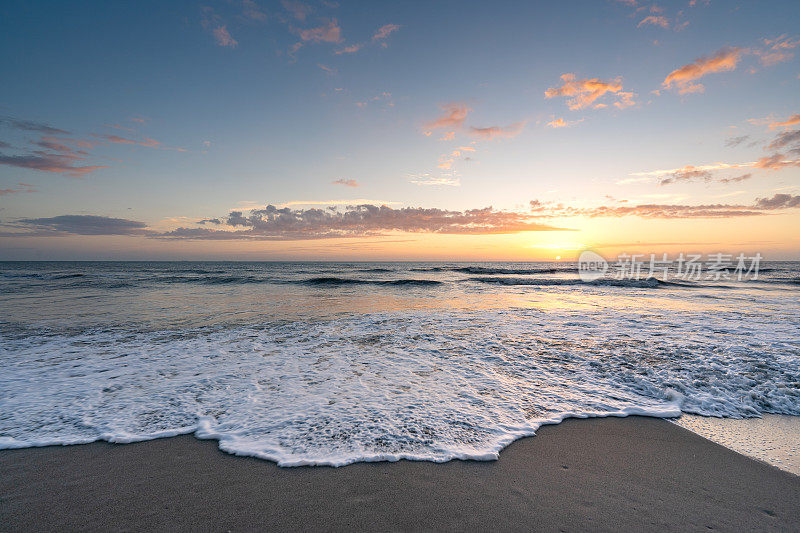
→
(2, 302, 798, 466)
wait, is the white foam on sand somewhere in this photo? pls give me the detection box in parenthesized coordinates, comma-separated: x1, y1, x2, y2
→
(673, 414, 800, 476)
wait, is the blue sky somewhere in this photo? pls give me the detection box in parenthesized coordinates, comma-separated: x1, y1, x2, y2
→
(1, 0, 799, 259)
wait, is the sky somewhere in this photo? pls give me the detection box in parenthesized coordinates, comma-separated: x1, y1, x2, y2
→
(0, 0, 799, 260)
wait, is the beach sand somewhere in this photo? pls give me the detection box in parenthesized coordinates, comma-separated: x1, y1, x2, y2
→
(1, 416, 798, 531)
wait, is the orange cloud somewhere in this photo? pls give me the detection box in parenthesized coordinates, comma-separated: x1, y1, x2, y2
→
(335, 43, 362, 54)
(753, 154, 800, 170)
(297, 19, 342, 43)
(372, 24, 400, 41)
(546, 118, 582, 128)
(0, 152, 107, 177)
(544, 74, 626, 110)
(662, 47, 743, 94)
(768, 114, 800, 129)
(638, 16, 669, 29)
(614, 91, 637, 109)
(425, 103, 470, 131)
(470, 122, 526, 140)
(756, 35, 800, 66)
(332, 179, 359, 187)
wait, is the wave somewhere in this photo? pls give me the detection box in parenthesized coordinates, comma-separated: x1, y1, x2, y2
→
(409, 266, 561, 275)
(302, 277, 442, 287)
(469, 276, 670, 288)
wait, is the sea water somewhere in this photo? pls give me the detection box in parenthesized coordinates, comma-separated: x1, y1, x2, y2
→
(1, 261, 798, 466)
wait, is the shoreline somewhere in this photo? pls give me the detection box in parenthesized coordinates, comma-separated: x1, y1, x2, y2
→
(2, 416, 798, 531)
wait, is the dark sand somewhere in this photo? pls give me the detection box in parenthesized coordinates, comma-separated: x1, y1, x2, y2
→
(1, 416, 798, 532)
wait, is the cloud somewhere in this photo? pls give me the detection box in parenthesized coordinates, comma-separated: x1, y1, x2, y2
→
(158, 203, 566, 240)
(33, 136, 82, 153)
(469, 121, 526, 140)
(0, 182, 37, 196)
(718, 173, 752, 183)
(662, 47, 743, 94)
(333, 23, 399, 55)
(213, 26, 238, 48)
(408, 175, 461, 187)
(544, 74, 628, 110)
(614, 91, 637, 109)
(317, 63, 337, 74)
(756, 35, 800, 66)
(638, 15, 669, 29)
(632, 161, 748, 177)
(767, 129, 800, 152)
(753, 153, 800, 170)
(425, 103, 470, 131)
(15, 215, 150, 235)
(241, 0, 267, 21)
(332, 178, 359, 187)
(528, 195, 800, 219)
(658, 165, 713, 185)
(201, 7, 238, 48)
(335, 43, 362, 54)
(197, 218, 223, 225)
(725, 135, 750, 147)
(0, 151, 107, 177)
(754, 193, 800, 209)
(0, 117, 70, 135)
(769, 114, 800, 130)
(95, 134, 184, 151)
(372, 24, 400, 41)
(546, 118, 582, 128)
(282, 0, 312, 21)
(296, 19, 342, 43)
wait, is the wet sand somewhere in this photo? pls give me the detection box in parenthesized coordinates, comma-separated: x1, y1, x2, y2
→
(1, 416, 798, 531)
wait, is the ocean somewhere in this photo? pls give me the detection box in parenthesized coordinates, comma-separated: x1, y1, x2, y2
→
(1, 261, 798, 466)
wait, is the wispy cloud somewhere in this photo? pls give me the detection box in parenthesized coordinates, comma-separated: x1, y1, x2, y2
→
(95, 134, 184, 151)
(0, 152, 107, 177)
(662, 47, 743, 94)
(241, 0, 267, 21)
(546, 118, 582, 128)
(769, 113, 800, 130)
(334, 43, 362, 54)
(13, 215, 150, 235)
(755, 35, 800, 66)
(0, 117, 70, 135)
(725, 135, 750, 147)
(282, 0, 312, 21)
(545, 74, 632, 110)
(638, 15, 669, 29)
(201, 7, 239, 48)
(332, 178, 359, 187)
(424, 103, 471, 132)
(296, 19, 342, 43)
(0, 182, 37, 196)
(213, 26, 238, 48)
(529, 194, 800, 219)
(408, 174, 461, 187)
(372, 24, 400, 42)
(470, 121, 526, 140)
